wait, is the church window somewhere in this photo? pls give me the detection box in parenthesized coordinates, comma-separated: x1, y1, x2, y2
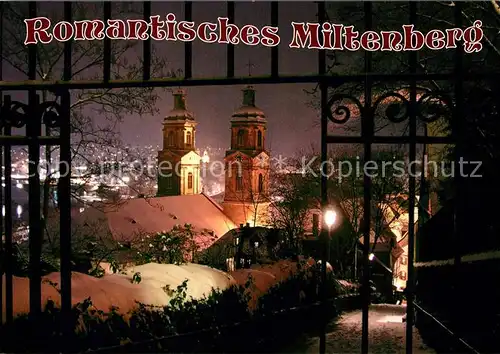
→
(236, 175, 243, 191)
(188, 172, 193, 189)
(186, 131, 192, 147)
(167, 131, 175, 146)
(257, 130, 262, 148)
(258, 173, 264, 193)
(237, 130, 245, 147)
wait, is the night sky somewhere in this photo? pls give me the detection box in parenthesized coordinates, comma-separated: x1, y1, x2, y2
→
(3, 2, 326, 156)
(121, 2, 321, 155)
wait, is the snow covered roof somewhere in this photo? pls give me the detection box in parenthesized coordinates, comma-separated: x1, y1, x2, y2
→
(75, 194, 237, 247)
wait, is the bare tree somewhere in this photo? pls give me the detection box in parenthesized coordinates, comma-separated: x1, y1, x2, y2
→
(266, 145, 411, 275)
(268, 156, 317, 249)
(2, 3, 177, 243)
(304, 2, 500, 224)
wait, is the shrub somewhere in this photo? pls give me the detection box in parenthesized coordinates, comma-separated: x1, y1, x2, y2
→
(0, 266, 354, 353)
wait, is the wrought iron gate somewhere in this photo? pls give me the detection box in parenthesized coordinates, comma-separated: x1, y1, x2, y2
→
(0, 1, 484, 353)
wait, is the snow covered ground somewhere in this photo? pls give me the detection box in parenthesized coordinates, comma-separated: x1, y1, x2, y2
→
(281, 304, 435, 354)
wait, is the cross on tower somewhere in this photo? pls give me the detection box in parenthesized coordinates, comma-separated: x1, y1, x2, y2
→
(246, 60, 255, 77)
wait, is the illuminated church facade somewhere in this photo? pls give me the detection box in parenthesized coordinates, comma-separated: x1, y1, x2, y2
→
(157, 90, 201, 197)
(221, 86, 270, 227)
(157, 87, 270, 227)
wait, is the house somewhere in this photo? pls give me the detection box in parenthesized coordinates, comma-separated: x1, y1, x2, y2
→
(336, 196, 416, 293)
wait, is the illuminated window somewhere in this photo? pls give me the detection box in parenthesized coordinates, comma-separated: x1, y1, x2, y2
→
(258, 173, 264, 193)
(401, 256, 407, 265)
(186, 131, 192, 146)
(188, 173, 193, 189)
(400, 271, 407, 281)
(236, 175, 243, 191)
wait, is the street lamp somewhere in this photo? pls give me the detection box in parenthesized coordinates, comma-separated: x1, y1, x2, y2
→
(324, 209, 337, 229)
(324, 208, 337, 269)
(319, 207, 337, 354)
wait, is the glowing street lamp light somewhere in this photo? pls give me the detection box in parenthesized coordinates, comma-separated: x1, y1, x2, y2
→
(369, 253, 375, 261)
(323, 208, 337, 268)
(324, 209, 337, 230)
(320, 207, 338, 354)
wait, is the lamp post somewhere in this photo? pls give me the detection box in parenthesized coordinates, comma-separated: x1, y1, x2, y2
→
(319, 208, 337, 354)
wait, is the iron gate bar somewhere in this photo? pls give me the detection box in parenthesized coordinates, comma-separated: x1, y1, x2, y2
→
(103, 3, 111, 82)
(1, 96, 14, 324)
(270, 2, 279, 78)
(453, 1, 464, 281)
(325, 136, 453, 144)
(361, 2, 373, 353)
(0, 0, 3, 325)
(27, 1, 43, 317)
(184, 2, 192, 79)
(3, 123, 13, 325)
(405, 3, 418, 353)
(0, 136, 61, 145)
(226, 2, 235, 78)
(0, 72, 495, 91)
(317, 1, 327, 351)
(0, 1, 479, 352)
(143, 1, 152, 81)
(59, 0, 73, 333)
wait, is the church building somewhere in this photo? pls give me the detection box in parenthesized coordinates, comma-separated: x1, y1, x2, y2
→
(221, 86, 270, 227)
(157, 89, 201, 196)
(75, 87, 271, 255)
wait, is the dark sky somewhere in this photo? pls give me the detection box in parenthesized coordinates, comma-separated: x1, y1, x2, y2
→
(2, 2, 328, 156)
(120, 2, 321, 156)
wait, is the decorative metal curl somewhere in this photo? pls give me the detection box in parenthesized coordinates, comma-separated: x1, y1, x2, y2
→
(416, 92, 452, 123)
(3, 101, 29, 129)
(39, 101, 63, 128)
(372, 92, 410, 124)
(0, 97, 63, 130)
(327, 93, 364, 124)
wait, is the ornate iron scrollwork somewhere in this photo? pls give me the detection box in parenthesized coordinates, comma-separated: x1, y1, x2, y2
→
(327, 93, 364, 124)
(39, 101, 63, 128)
(373, 92, 410, 124)
(4, 101, 29, 128)
(416, 92, 452, 123)
(0, 97, 63, 130)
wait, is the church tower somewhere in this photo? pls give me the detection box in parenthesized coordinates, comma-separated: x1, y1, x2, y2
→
(222, 86, 270, 226)
(157, 89, 201, 196)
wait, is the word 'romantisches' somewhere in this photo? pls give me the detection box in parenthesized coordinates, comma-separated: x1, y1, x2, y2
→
(24, 14, 484, 53)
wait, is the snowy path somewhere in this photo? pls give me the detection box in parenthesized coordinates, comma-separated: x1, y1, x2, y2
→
(281, 304, 435, 354)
